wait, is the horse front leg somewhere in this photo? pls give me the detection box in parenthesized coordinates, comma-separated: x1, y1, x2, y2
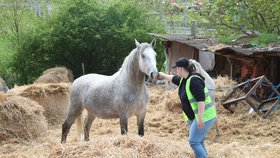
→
(119, 113, 128, 135)
(137, 111, 146, 136)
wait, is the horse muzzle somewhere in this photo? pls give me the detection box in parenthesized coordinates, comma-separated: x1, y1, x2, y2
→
(150, 72, 159, 80)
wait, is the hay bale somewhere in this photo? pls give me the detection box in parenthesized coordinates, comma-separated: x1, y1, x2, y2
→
(8, 83, 70, 125)
(0, 93, 47, 141)
(34, 67, 74, 84)
(0, 77, 9, 93)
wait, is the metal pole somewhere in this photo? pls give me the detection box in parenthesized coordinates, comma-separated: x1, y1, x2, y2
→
(82, 63, 85, 75)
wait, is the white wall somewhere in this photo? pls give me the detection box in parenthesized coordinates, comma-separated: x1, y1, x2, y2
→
(199, 51, 215, 71)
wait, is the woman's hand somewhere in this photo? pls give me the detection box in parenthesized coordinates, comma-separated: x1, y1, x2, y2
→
(198, 118, 204, 129)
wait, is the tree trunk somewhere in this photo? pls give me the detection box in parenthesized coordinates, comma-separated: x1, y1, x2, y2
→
(34, 0, 42, 17)
(46, 0, 52, 15)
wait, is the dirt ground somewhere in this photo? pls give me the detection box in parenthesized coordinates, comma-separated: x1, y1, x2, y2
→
(1, 83, 280, 158)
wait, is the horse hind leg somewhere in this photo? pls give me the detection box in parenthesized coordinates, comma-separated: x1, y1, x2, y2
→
(214, 116, 222, 136)
(61, 102, 83, 143)
(210, 92, 222, 136)
(84, 112, 96, 141)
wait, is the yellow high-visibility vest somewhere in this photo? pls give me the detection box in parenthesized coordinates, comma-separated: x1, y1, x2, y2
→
(180, 75, 216, 122)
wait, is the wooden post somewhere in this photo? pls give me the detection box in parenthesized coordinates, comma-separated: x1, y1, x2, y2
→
(184, 15, 188, 33)
(82, 63, 85, 75)
(191, 20, 196, 37)
(226, 57, 233, 79)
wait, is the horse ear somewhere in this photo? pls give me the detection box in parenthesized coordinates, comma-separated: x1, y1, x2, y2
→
(189, 59, 194, 64)
(135, 39, 140, 48)
(150, 38, 156, 48)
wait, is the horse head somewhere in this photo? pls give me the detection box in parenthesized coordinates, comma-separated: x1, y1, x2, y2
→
(189, 59, 202, 74)
(135, 39, 158, 80)
(189, 59, 215, 90)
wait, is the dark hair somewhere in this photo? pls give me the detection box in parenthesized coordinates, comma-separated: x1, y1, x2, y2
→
(184, 63, 196, 73)
(173, 57, 189, 68)
(184, 61, 205, 80)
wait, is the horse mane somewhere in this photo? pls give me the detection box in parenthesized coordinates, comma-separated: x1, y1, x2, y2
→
(119, 43, 151, 74)
(190, 59, 215, 90)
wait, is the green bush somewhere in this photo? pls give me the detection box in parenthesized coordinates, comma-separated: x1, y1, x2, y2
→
(13, 0, 165, 84)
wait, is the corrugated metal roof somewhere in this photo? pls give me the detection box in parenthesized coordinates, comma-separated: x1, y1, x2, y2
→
(216, 47, 280, 57)
(216, 47, 254, 56)
(149, 33, 280, 57)
(148, 33, 217, 50)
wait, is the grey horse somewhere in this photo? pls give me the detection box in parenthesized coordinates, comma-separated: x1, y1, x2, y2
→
(61, 39, 158, 143)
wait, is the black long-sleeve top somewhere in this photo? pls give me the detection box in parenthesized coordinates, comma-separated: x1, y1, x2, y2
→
(172, 73, 206, 120)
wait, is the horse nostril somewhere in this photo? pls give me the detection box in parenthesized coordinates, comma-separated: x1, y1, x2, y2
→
(150, 72, 154, 78)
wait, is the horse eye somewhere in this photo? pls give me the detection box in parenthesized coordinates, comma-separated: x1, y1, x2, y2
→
(141, 54, 145, 58)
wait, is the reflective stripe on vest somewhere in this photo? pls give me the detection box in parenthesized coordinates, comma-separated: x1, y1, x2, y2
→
(180, 75, 216, 122)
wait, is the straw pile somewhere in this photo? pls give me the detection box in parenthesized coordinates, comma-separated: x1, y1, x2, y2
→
(1, 77, 280, 158)
(50, 134, 190, 158)
(165, 89, 181, 113)
(0, 93, 47, 142)
(214, 75, 238, 113)
(34, 67, 74, 84)
(214, 75, 237, 91)
(8, 83, 70, 125)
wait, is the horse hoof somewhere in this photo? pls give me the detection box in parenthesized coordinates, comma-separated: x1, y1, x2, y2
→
(138, 133, 144, 137)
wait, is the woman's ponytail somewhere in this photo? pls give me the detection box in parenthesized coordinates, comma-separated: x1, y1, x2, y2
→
(186, 63, 196, 73)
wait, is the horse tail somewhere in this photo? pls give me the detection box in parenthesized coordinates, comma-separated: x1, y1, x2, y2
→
(76, 113, 84, 141)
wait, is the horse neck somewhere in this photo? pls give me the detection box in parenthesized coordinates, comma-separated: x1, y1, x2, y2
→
(204, 73, 215, 90)
(196, 65, 215, 89)
(119, 49, 146, 86)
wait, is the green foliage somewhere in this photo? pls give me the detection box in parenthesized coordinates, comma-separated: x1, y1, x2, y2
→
(0, 37, 17, 87)
(200, 0, 280, 35)
(251, 33, 280, 47)
(217, 34, 240, 45)
(12, 0, 165, 84)
(0, 0, 50, 86)
(0, 1, 39, 46)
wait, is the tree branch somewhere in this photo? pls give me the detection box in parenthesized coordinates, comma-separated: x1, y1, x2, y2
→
(257, 13, 270, 32)
(219, 21, 250, 35)
(243, 0, 270, 33)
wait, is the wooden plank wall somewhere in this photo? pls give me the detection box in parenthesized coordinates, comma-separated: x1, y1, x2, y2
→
(167, 42, 198, 74)
(270, 56, 280, 85)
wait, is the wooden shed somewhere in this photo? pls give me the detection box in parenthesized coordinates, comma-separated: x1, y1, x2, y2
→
(149, 33, 218, 75)
(213, 47, 280, 85)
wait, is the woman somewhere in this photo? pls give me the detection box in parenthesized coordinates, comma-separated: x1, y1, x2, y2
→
(158, 57, 216, 158)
